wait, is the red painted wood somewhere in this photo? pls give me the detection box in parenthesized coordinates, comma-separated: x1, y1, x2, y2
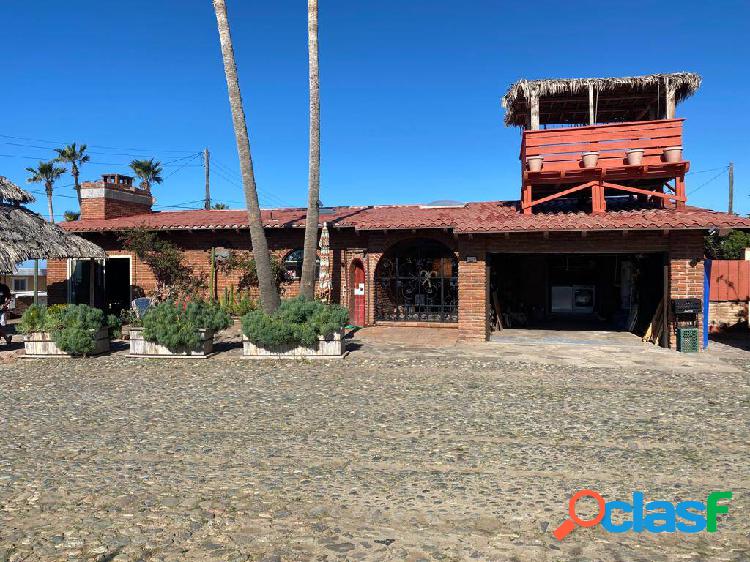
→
(521, 119, 685, 179)
(710, 260, 750, 301)
(352, 260, 366, 326)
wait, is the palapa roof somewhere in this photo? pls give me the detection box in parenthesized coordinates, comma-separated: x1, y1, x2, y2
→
(0, 178, 105, 272)
(502, 72, 702, 127)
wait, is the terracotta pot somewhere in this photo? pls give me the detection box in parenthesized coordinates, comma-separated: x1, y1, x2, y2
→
(663, 146, 683, 163)
(581, 151, 599, 168)
(526, 156, 544, 172)
(626, 149, 644, 165)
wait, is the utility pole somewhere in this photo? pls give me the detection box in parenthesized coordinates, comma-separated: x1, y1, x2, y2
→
(204, 148, 211, 210)
(728, 161, 734, 214)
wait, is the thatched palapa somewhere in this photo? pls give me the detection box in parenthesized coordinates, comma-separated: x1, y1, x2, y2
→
(502, 72, 702, 127)
(0, 176, 105, 272)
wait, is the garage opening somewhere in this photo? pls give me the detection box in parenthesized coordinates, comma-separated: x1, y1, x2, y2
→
(489, 253, 666, 339)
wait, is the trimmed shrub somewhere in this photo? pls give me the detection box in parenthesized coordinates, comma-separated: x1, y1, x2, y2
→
(141, 299, 232, 351)
(241, 296, 348, 348)
(18, 304, 110, 356)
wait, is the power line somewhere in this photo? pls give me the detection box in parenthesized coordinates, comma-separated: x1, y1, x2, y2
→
(0, 133, 199, 155)
(211, 158, 295, 208)
(688, 167, 728, 195)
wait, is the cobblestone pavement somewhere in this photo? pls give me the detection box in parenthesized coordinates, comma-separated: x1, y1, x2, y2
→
(0, 328, 748, 561)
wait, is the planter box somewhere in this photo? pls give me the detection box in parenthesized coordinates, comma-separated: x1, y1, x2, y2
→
(129, 328, 215, 357)
(243, 331, 346, 359)
(23, 328, 110, 357)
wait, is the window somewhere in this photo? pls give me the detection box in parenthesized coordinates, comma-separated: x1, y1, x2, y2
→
(374, 239, 458, 323)
(283, 249, 319, 280)
(12, 278, 27, 292)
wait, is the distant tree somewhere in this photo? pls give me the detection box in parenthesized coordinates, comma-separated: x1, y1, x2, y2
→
(54, 143, 89, 206)
(212, 0, 280, 313)
(705, 230, 750, 259)
(129, 158, 163, 191)
(26, 161, 66, 223)
(63, 210, 80, 222)
(212, 202, 229, 210)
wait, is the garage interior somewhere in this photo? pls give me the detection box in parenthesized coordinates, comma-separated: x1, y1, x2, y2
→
(489, 252, 667, 342)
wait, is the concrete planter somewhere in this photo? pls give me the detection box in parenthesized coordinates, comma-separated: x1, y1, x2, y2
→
(129, 328, 215, 358)
(243, 331, 346, 359)
(626, 148, 644, 165)
(23, 328, 110, 357)
(526, 155, 544, 172)
(581, 151, 599, 168)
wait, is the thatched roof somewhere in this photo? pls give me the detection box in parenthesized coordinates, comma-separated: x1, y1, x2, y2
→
(0, 176, 35, 204)
(502, 72, 702, 127)
(0, 177, 105, 272)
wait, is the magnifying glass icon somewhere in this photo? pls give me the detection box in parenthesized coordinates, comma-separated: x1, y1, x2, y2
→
(553, 489, 606, 540)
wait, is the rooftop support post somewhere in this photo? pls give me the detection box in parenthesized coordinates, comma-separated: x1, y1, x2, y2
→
(665, 78, 676, 119)
(588, 84, 595, 125)
(529, 89, 540, 130)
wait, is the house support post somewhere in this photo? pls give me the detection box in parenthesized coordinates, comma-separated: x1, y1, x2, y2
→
(522, 184, 533, 214)
(592, 180, 606, 214)
(675, 175, 686, 208)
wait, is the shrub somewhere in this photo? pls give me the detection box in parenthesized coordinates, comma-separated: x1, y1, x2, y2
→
(141, 299, 232, 351)
(219, 286, 257, 317)
(217, 251, 289, 293)
(19, 304, 109, 356)
(241, 296, 348, 348)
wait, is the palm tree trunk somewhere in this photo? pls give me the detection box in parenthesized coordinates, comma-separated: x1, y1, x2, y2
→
(212, 0, 280, 313)
(46, 183, 55, 223)
(300, 0, 321, 299)
(73, 169, 81, 207)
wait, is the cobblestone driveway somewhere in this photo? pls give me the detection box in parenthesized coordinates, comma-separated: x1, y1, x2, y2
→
(0, 329, 748, 561)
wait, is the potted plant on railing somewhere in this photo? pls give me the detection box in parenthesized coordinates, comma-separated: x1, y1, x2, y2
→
(526, 155, 544, 172)
(662, 146, 683, 163)
(129, 299, 232, 357)
(20, 304, 118, 357)
(241, 296, 349, 359)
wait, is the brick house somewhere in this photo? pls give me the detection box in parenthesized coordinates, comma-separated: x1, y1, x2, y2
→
(48, 73, 750, 349)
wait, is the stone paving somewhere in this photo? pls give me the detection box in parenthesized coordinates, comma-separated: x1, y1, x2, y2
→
(0, 327, 748, 561)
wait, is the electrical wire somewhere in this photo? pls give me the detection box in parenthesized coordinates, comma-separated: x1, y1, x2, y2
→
(688, 168, 728, 195)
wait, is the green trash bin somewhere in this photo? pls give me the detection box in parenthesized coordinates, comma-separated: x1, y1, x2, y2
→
(677, 327, 699, 353)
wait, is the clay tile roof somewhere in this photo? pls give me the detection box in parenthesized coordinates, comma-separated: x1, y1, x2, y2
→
(60, 201, 750, 235)
(61, 207, 366, 233)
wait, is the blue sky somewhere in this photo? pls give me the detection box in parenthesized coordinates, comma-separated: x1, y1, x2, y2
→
(3, 0, 749, 220)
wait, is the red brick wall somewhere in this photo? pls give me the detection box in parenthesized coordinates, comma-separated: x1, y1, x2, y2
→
(80, 197, 152, 220)
(457, 238, 489, 341)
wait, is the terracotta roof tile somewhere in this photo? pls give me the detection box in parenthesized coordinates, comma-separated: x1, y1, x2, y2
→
(61, 201, 750, 235)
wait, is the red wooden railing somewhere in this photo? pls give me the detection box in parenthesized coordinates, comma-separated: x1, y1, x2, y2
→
(521, 119, 684, 173)
(709, 260, 750, 302)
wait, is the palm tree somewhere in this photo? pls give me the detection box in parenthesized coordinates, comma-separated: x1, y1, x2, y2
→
(26, 161, 66, 223)
(212, 202, 229, 210)
(299, 0, 320, 299)
(54, 143, 89, 207)
(129, 158, 163, 191)
(212, 0, 280, 313)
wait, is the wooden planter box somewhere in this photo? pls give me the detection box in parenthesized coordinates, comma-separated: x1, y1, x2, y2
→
(242, 331, 346, 359)
(23, 328, 110, 357)
(129, 328, 215, 358)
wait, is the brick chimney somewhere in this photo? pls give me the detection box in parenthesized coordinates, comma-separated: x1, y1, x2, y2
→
(80, 174, 153, 220)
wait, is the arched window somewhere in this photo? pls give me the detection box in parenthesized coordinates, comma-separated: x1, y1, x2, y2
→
(374, 239, 458, 322)
(283, 249, 319, 280)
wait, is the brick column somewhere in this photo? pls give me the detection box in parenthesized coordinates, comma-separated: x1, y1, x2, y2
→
(668, 231, 705, 350)
(457, 237, 489, 341)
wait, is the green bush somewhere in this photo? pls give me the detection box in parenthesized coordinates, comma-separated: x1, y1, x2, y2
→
(19, 304, 109, 356)
(141, 299, 232, 351)
(241, 296, 348, 348)
(219, 286, 257, 317)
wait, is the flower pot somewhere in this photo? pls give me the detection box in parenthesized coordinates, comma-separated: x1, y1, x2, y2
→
(526, 156, 544, 172)
(663, 146, 683, 163)
(626, 148, 644, 165)
(581, 151, 599, 168)
(23, 328, 110, 357)
(242, 331, 346, 359)
(129, 328, 215, 357)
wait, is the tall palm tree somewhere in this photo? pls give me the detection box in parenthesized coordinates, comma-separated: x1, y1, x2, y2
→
(212, 0, 280, 313)
(129, 158, 163, 191)
(299, 0, 320, 299)
(26, 161, 66, 223)
(54, 143, 89, 207)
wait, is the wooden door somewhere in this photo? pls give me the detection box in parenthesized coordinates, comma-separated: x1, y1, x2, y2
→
(352, 260, 366, 326)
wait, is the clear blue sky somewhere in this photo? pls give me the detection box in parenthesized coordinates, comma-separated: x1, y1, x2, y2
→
(3, 0, 749, 220)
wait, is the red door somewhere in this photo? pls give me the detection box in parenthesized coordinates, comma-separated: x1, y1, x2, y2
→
(352, 260, 366, 326)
